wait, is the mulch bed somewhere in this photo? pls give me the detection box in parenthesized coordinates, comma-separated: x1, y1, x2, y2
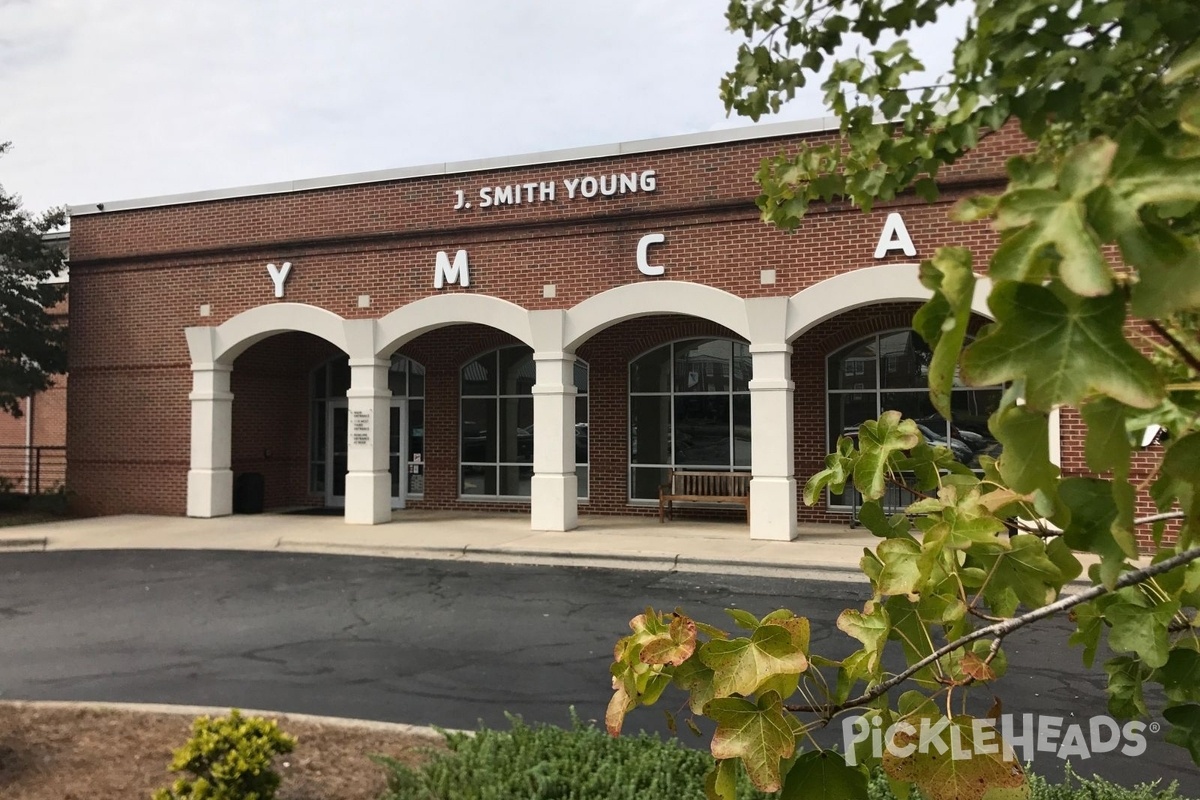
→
(0, 703, 445, 800)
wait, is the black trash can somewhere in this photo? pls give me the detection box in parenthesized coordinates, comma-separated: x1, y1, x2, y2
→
(233, 472, 265, 514)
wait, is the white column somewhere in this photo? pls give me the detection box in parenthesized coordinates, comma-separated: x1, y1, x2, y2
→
(344, 357, 391, 525)
(531, 352, 577, 531)
(749, 343, 798, 541)
(187, 363, 233, 518)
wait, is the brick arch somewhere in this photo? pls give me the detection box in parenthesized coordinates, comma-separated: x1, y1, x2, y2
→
(564, 281, 749, 351)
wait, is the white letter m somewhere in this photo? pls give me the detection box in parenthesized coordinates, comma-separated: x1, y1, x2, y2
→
(434, 249, 470, 289)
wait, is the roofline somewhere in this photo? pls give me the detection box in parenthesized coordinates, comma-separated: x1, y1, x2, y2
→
(68, 117, 840, 217)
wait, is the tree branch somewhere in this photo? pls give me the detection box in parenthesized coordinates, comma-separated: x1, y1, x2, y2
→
(787, 522, 1196, 718)
(1149, 319, 1200, 374)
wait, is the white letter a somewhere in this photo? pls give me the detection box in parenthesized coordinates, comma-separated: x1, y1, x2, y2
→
(874, 213, 917, 258)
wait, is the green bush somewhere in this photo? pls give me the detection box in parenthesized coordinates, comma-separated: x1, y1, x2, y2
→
(377, 711, 769, 800)
(377, 714, 1195, 800)
(152, 709, 296, 800)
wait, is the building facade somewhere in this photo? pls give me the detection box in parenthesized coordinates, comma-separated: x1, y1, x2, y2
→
(65, 119, 1048, 541)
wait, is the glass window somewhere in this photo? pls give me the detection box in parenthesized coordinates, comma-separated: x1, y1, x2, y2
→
(827, 330, 1001, 508)
(460, 345, 589, 499)
(309, 353, 426, 497)
(628, 338, 752, 501)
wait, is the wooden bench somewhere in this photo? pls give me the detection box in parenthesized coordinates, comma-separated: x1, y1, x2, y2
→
(658, 470, 751, 523)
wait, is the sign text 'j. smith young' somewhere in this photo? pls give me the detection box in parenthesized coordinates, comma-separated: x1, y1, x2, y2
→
(453, 170, 658, 210)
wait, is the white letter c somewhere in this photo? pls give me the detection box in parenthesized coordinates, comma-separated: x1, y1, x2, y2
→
(637, 233, 665, 276)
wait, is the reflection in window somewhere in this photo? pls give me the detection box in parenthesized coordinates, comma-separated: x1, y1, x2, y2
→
(628, 338, 752, 501)
(460, 346, 589, 499)
(827, 330, 1002, 508)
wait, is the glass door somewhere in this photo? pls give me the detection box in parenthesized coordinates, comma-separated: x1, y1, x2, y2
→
(389, 398, 407, 509)
(325, 400, 348, 507)
(326, 398, 407, 510)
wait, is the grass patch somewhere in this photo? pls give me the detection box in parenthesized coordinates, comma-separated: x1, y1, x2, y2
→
(378, 713, 1193, 800)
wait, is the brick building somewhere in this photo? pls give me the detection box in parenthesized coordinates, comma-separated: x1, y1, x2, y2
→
(60, 118, 1088, 541)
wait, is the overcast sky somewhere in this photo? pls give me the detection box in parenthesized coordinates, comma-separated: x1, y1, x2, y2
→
(1, 1, 967, 215)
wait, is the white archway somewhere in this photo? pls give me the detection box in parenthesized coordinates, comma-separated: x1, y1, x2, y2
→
(785, 263, 993, 342)
(563, 281, 750, 350)
(185, 302, 360, 521)
(375, 294, 535, 357)
(203, 302, 357, 364)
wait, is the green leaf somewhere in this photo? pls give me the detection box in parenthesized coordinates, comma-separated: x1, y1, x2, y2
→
(1068, 600, 1105, 668)
(915, 247, 977, 419)
(1058, 477, 1138, 579)
(974, 535, 1064, 614)
(700, 624, 810, 697)
(1120, 217, 1200, 319)
(992, 185, 1112, 296)
(877, 538, 924, 596)
(1106, 590, 1179, 669)
(1111, 152, 1200, 208)
(639, 614, 698, 666)
(804, 443, 854, 506)
(857, 500, 912, 539)
(1163, 704, 1200, 763)
(963, 282, 1163, 411)
(705, 758, 740, 800)
(726, 608, 760, 631)
(1060, 137, 1118, 198)
(781, 750, 868, 800)
(837, 607, 890, 673)
(1080, 399, 1132, 479)
(708, 692, 796, 792)
(1165, 40, 1200, 84)
(1155, 648, 1200, 703)
(1105, 655, 1152, 718)
(672, 656, 716, 715)
(882, 715, 1028, 800)
(854, 411, 922, 500)
(917, 489, 1010, 581)
(950, 194, 1000, 222)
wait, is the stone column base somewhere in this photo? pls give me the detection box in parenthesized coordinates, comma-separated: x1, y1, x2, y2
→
(344, 471, 392, 525)
(187, 469, 233, 518)
(530, 473, 578, 532)
(749, 476, 798, 541)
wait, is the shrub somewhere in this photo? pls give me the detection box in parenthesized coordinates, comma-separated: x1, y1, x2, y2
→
(378, 714, 1195, 800)
(152, 709, 296, 800)
(376, 711, 769, 800)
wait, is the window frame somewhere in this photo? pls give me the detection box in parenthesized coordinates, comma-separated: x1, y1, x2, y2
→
(824, 329, 1001, 511)
(627, 337, 752, 504)
(458, 345, 589, 501)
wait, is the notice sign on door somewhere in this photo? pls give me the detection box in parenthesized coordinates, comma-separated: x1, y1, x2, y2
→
(351, 410, 371, 446)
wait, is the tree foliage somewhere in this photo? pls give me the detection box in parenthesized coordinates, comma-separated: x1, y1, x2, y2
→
(609, 1, 1200, 798)
(0, 141, 67, 417)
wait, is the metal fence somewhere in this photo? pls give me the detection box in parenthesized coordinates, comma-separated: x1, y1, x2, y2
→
(0, 445, 67, 494)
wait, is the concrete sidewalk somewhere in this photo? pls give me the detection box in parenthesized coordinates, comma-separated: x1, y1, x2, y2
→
(0, 510, 878, 581)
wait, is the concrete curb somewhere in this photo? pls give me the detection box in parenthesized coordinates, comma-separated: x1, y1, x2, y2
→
(0, 699, 457, 738)
(274, 538, 869, 577)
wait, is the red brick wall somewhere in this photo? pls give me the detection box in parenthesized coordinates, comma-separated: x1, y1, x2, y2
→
(65, 124, 1037, 520)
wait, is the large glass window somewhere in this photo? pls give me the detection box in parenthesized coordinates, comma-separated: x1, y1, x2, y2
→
(310, 354, 426, 496)
(826, 330, 1002, 508)
(460, 346, 588, 499)
(628, 338, 752, 501)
